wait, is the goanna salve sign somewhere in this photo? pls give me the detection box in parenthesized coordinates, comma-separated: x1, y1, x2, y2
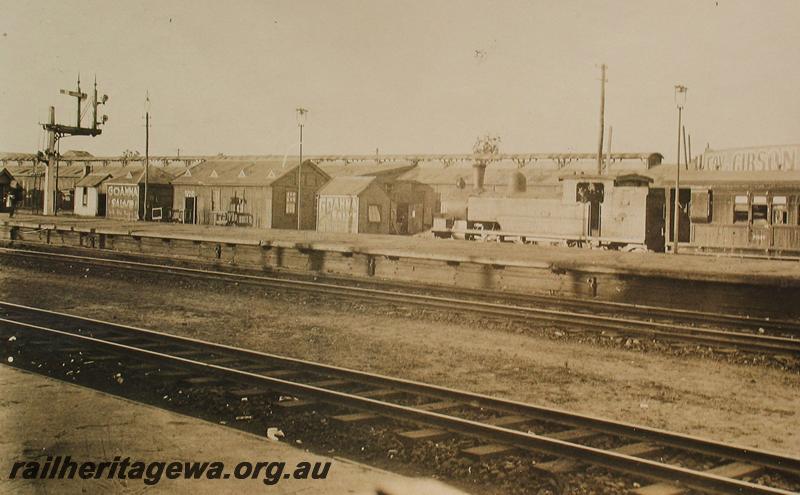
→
(106, 184, 140, 220)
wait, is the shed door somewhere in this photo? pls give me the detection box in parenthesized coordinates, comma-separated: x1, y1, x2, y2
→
(184, 196, 196, 224)
(395, 203, 409, 234)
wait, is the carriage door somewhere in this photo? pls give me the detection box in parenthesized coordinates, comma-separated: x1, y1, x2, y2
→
(749, 195, 770, 248)
(588, 199, 601, 237)
(668, 188, 691, 244)
(578, 182, 604, 237)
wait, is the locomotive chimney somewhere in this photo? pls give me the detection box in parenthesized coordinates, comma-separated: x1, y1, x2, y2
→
(473, 162, 487, 192)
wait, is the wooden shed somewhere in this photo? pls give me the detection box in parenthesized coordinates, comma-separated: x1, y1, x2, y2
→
(74, 166, 147, 217)
(317, 176, 393, 234)
(105, 167, 173, 221)
(171, 158, 330, 229)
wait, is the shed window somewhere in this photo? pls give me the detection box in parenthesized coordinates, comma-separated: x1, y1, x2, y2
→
(772, 196, 788, 225)
(368, 204, 381, 223)
(733, 195, 749, 223)
(751, 195, 768, 225)
(81, 187, 88, 206)
(285, 191, 297, 214)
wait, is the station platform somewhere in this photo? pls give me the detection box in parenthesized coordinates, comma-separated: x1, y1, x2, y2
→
(2, 214, 799, 317)
(4, 214, 799, 285)
(0, 365, 441, 494)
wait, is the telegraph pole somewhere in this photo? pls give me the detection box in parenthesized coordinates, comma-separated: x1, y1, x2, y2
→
(144, 92, 150, 220)
(597, 64, 607, 175)
(41, 76, 108, 215)
(295, 107, 308, 230)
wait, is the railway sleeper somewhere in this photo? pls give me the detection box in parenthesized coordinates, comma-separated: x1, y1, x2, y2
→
(305, 378, 351, 388)
(276, 398, 318, 410)
(227, 387, 273, 399)
(461, 444, 518, 460)
(460, 428, 598, 461)
(532, 442, 662, 475)
(398, 414, 533, 443)
(632, 462, 765, 495)
(331, 400, 459, 425)
(178, 376, 226, 387)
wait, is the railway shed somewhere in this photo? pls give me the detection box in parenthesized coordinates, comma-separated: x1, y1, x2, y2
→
(3, 163, 86, 214)
(317, 176, 393, 234)
(171, 158, 330, 229)
(0, 167, 18, 213)
(73, 166, 147, 217)
(105, 167, 174, 221)
(317, 159, 437, 234)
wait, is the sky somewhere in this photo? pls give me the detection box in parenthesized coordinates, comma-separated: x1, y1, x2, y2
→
(1, 0, 799, 161)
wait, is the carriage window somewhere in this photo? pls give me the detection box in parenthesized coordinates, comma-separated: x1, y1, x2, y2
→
(576, 182, 604, 203)
(751, 196, 768, 225)
(772, 196, 788, 225)
(733, 195, 749, 223)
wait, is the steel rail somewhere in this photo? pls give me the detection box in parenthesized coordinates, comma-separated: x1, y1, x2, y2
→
(1, 301, 799, 484)
(4, 245, 798, 333)
(0, 318, 796, 495)
(1, 247, 798, 355)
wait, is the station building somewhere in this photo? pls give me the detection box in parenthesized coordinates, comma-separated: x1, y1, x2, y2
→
(171, 158, 330, 229)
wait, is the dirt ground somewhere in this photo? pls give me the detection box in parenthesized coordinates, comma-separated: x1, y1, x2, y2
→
(1, 259, 798, 458)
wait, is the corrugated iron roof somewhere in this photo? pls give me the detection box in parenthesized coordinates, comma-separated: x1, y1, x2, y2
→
(172, 158, 327, 186)
(318, 161, 415, 178)
(318, 176, 377, 196)
(107, 166, 173, 185)
(76, 173, 112, 188)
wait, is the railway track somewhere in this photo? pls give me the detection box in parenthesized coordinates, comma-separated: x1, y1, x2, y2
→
(1, 301, 798, 495)
(2, 246, 799, 356)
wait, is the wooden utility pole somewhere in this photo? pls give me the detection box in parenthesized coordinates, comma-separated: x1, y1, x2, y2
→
(295, 107, 308, 230)
(43, 106, 57, 215)
(605, 125, 613, 174)
(597, 64, 607, 175)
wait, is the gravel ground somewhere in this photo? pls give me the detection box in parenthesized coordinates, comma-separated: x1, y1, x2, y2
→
(1, 256, 798, 461)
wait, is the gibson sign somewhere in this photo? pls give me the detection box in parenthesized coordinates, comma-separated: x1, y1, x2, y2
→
(695, 145, 800, 172)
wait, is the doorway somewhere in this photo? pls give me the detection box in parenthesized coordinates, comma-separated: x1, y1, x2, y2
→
(395, 203, 409, 234)
(184, 196, 197, 224)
